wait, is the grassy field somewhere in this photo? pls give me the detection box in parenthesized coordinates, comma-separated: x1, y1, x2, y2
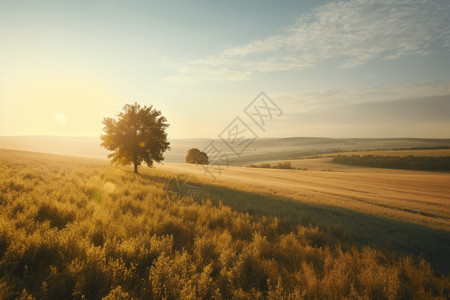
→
(332, 155, 450, 171)
(0, 149, 449, 299)
(162, 160, 450, 273)
(319, 149, 450, 158)
(247, 149, 450, 171)
(164, 163, 450, 230)
(2, 136, 450, 165)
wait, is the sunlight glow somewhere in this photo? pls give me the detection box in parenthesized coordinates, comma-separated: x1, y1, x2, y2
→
(55, 112, 69, 125)
(1, 70, 120, 136)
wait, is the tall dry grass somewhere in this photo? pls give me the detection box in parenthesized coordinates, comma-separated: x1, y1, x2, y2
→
(0, 149, 448, 299)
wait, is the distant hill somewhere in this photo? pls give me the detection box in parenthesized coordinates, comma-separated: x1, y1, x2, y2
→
(1, 135, 450, 165)
(0, 136, 107, 159)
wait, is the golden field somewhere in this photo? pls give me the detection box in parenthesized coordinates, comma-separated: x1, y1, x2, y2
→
(317, 149, 450, 158)
(0, 148, 449, 299)
(162, 162, 450, 231)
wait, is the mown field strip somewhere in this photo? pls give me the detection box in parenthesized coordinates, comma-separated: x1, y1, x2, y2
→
(159, 163, 450, 230)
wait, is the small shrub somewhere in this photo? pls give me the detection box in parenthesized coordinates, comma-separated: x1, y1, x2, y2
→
(35, 203, 75, 229)
(273, 162, 294, 169)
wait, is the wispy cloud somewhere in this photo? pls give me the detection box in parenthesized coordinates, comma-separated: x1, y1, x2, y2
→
(275, 82, 450, 113)
(167, 0, 450, 83)
(269, 82, 450, 138)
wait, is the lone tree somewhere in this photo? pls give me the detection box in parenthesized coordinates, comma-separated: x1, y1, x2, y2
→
(185, 148, 209, 165)
(101, 102, 170, 174)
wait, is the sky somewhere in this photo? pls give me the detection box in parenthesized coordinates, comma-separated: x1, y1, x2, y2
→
(0, 0, 449, 139)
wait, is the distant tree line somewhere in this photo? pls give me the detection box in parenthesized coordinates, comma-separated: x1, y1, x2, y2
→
(332, 155, 450, 171)
(249, 162, 306, 170)
(392, 146, 450, 150)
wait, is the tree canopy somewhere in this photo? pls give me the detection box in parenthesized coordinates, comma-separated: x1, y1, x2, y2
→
(185, 148, 209, 165)
(101, 102, 170, 173)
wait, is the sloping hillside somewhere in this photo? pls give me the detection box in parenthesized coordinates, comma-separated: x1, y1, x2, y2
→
(1, 136, 450, 165)
(0, 149, 449, 299)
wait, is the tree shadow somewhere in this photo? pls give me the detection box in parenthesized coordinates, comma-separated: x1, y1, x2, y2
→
(138, 171, 450, 275)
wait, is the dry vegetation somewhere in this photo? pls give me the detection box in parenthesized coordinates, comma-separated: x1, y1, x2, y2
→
(332, 155, 450, 171)
(0, 149, 449, 299)
(319, 149, 450, 158)
(249, 162, 298, 170)
(163, 162, 450, 232)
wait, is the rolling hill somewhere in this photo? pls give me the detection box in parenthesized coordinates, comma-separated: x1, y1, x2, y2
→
(0, 148, 449, 299)
(1, 135, 450, 165)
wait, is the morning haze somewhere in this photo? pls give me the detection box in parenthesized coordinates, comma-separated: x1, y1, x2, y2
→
(1, 0, 449, 138)
(0, 0, 449, 298)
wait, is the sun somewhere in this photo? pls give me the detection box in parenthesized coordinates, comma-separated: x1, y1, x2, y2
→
(55, 112, 69, 125)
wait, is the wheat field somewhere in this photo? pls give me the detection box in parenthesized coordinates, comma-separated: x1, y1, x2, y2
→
(161, 161, 450, 230)
(0, 148, 449, 299)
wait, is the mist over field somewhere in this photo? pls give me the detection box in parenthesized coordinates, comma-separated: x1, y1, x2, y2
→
(1, 135, 450, 165)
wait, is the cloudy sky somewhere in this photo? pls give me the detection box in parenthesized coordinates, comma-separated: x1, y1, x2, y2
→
(0, 0, 449, 138)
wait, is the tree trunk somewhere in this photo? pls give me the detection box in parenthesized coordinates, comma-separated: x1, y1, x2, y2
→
(134, 162, 138, 174)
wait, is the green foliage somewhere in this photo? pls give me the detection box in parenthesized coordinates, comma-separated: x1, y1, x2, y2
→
(333, 155, 450, 171)
(185, 148, 209, 165)
(101, 102, 170, 173)
(0, 149, 449, 299)
(249, 162, 294, 169)
(249, 163, 272, 168)
(393, 146, 450, 150)
(273, 162, 294, 169)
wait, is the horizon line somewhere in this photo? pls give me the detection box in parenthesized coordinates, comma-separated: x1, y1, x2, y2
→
(1, 135, 450, 140)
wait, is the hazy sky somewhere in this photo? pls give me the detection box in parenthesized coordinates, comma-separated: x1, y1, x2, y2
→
(1, 0, 449, 138)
